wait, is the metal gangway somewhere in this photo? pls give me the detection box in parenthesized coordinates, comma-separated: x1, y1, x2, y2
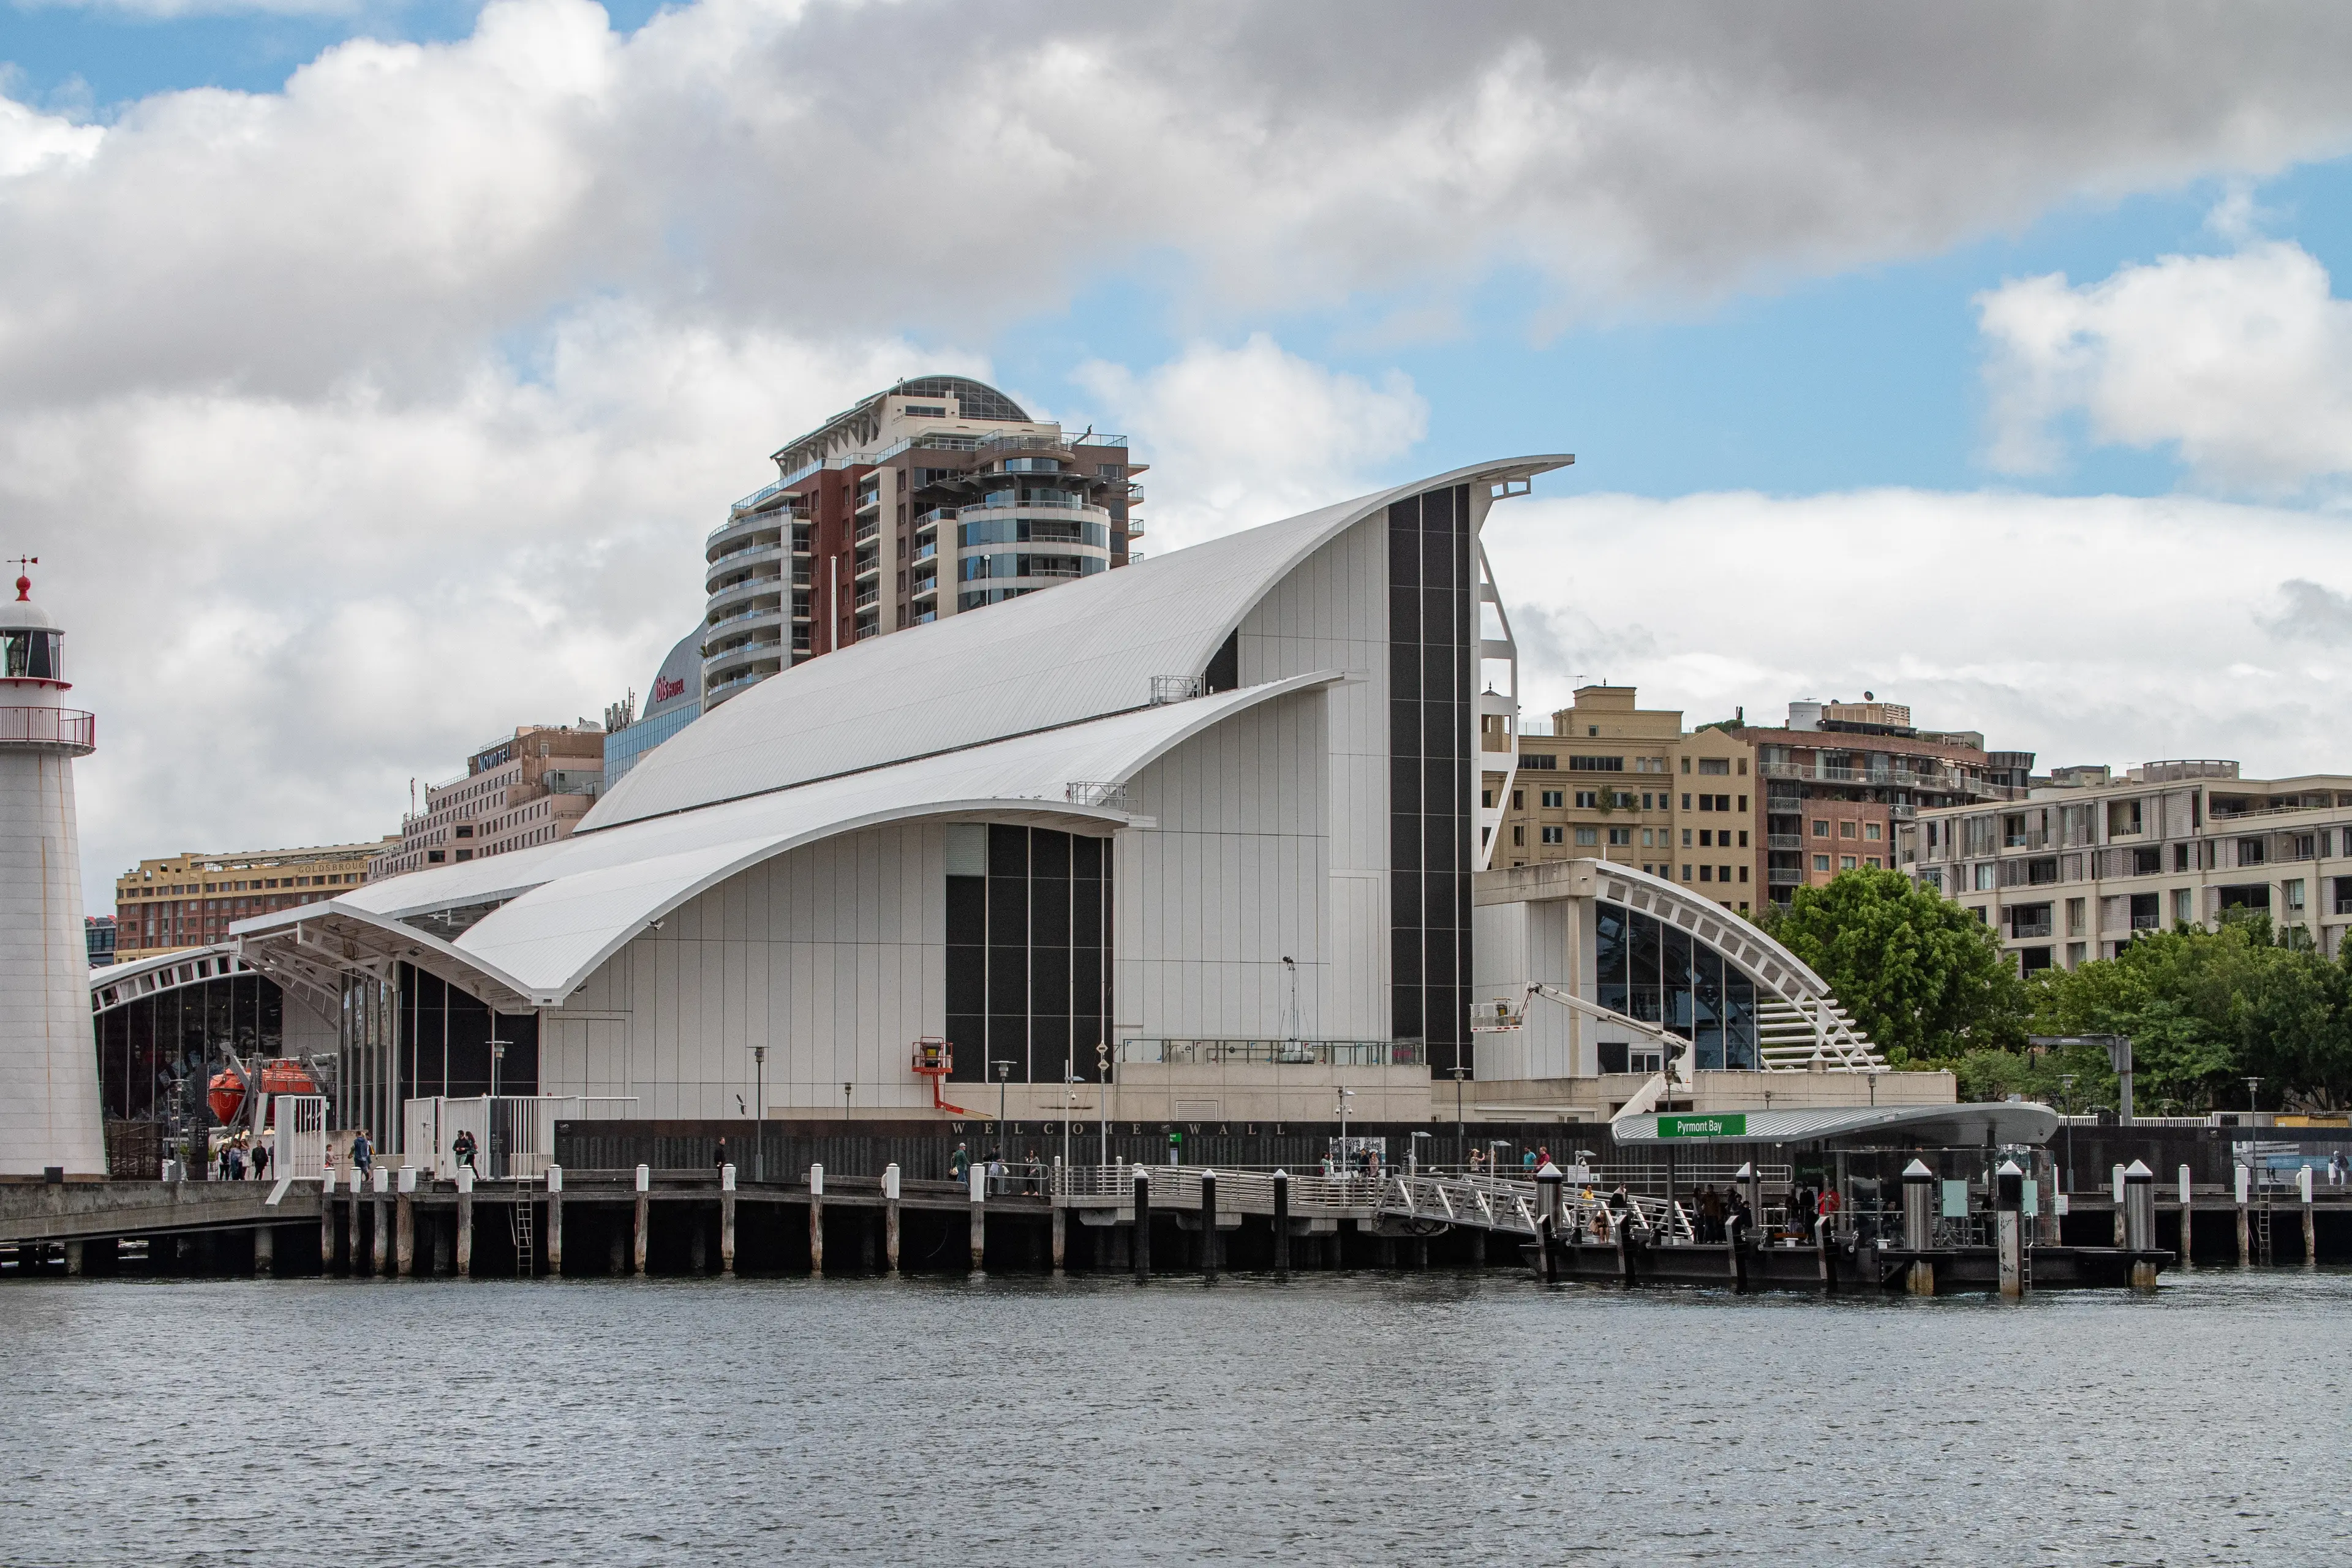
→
(1377, 1170, 1697, 1243)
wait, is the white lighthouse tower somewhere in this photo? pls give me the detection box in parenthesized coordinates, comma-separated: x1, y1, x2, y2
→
(0, 562, 104, 1178)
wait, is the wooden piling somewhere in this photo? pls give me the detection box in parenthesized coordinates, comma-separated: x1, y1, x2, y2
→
(456, 1169, 475, 1278)
(807, 1163, 823, 1277)
(320, 1183, 336, 1271)
(63, 1240, 83, 1276)
(1200, 1171, 1218, 1281)
(883, 1163, 902, 1273)
(395, 1194, 415, 1278)
(1050, 1204, 1066, 1272)
(2176, 1166, 2193, 1270)
(347, 1182, 364, 1274)
(1131, 1169, 1151, 1280)
(372, 1191, 390, 1277)
(546, 1166, 564, 1276)
(633, 1163, 650, 1276)
(1272, 1170, 1291, 1278)
(254, 1224, 275, 1277)
(2236, 1203, 2250, 1267)
(720, 1163, 737, 1278)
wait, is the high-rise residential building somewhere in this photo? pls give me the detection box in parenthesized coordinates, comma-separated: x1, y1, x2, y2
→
(114, 839, 388, 959)
(369, 724, 605, 879)
(1905, 760, 2352, 970)
(1733, 698, 2030, 906)
(85, 914, 115, 967)
(1493, 686, 1763, 914)
(602, 628, 703, 786)
(702, 374, 1144, 709)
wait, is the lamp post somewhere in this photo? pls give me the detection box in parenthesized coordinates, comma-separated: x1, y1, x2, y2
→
(1097, 1041, 1110, 1167)
(1336, 1087, 1355, 1174)
(2244, 1076, 2263, 1118)
(843, 1080, 853, 1121)
(2058, 1072, 2075, 1193)
(751, 1045, 766, 1183)
(995, 1059, 1015, 1149)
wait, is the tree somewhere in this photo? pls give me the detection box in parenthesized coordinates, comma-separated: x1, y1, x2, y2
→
(1760, 866, 2025, 1064)
(2023, 913, 2352, 1114)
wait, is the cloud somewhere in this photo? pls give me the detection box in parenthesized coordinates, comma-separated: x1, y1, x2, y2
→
(1977, 240, 2352, 489)
(0, 94, 103, 177)
(1075, 336, 1428, 551)
(2264, 578, 2352, 643)
(1484, 487, 2352, 777)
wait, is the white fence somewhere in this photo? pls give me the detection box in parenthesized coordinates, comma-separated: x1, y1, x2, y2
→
(275, 1095, 329, 1182)
(402, 1095, 638, 1179)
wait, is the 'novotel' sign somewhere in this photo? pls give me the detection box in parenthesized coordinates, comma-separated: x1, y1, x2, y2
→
(1657, 1113, 1747, 1139)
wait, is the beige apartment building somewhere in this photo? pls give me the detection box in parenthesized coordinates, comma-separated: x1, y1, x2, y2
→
(371, 723, 606, 879)
(1903, 760, 2352, 971)
(114, 838, 393, 959)
(1493, 686, 1763, 914)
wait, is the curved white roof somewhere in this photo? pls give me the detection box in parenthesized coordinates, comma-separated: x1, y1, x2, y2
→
(587, 455, 1570, 831)
(236, 670, 1341, 1009)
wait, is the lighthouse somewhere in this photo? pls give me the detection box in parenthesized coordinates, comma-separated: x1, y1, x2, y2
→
(0, 562, 104, 1178)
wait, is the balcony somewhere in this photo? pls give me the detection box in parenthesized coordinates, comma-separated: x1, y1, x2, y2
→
(911, 578, 938, 601)
(1767, 868, 1804, 886)
(706, 572, 783, 618)
(853, 586, 880, 609)
(854, 518, 880, 543)
(2010, 921, 2054, 940)
(1767, 834, 1803, 851)
(0, 707, 96, 752)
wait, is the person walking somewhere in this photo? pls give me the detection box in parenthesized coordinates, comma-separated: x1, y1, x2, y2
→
(950, 1142, 970, 1185)
(251, 1139, 271, 1183)
(351, 1129, 374, 1177)
(712, 1136, 729, 1176)
(452, 1128, 479, 1172)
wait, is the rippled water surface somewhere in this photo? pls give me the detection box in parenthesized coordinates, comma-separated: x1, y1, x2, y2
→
(4, 1266, 2349, 1565)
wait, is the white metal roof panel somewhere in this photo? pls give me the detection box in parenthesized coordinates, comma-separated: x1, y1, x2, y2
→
(235, 671, 1338, 1006)
(586, 456, 1569, 831)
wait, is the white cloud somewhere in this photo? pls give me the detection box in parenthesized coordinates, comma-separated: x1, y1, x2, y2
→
(1075, 336, 1428, 551)
(1977, 240, 2352, 490)
(1484, 487, 2352, 777)
(0, 94, 102, 177)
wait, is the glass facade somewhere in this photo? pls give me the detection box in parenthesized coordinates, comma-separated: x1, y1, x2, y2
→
(944, 824, 1113, 1085)
(396, 963, 540, 1102)
(604, 700, 701, 784)
(1592, 899, 1759, 1070)
(94, 972, 283, 1124)
(1389, 484, 1472, 1079)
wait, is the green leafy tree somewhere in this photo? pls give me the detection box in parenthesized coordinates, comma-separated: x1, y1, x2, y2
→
(1760, 866, 2026, 1064)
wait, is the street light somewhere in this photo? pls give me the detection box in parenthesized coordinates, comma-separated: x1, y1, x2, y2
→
(2244, 1076, 2263, 1117)
(2058, 1072, 2075, 1193)
(1336, 1087, 1356, 1172)
(750, 1044, 766, 1183)
(1096, 1041, 1111, 1167)
(1452, 1066, 1468, 1166)
(994, 1059, 1016, 1148)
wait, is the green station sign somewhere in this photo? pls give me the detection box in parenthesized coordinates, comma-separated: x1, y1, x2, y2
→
(1657, 1113, 1747, 1139)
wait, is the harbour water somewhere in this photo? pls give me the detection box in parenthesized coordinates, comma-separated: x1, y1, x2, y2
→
(4, 1268, 2348, 1565)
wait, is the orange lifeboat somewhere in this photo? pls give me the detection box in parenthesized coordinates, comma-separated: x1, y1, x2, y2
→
(207, 1058, 320, 1125)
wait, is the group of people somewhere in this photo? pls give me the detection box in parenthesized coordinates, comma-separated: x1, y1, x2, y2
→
(1321, 1145, 1384, 1178)
(1683, 1183, 1754, 1242)
(213, 1131, 272, 1182)
(944, 1142, 1047, 1194)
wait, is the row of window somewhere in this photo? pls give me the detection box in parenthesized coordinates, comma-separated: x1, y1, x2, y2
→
(123, 872, 359, 897)
(1810, 819, 1884, 840)
(1812, 854, 1884, 872)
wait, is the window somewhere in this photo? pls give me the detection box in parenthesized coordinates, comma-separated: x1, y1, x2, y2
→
(1541, 790, 1563, 809)
(1481, 789, 1496, 809)
(1737, 794, 1747, 812)
(1839, 822, 1856, 839)
(1681, 757, 1692, 774)
(1575, 791, 1599, 809)
(1736, 865, 1748, 883)
(2176, 888, 2198, 925)
(1681, 829, 1693, 846)
(1512, 826, 1525, 846)
(1521, 754, 1557, 771)
(1588, 727, 1599, 737)
(1974, 864, 1997, 891)
(2065, 897, 2086, 937)
(1698, 757, 1730, 775)
(2334, 878, 2352, 916)
(1569, 756, 1625, 772)
(1866, 856, 1881, 869)
(2108, 799, 2143, 836)
(1681, 865, 1693, 881)
(1698, 830, 1712, 847)
(2239, 837, 2267, 867)
(426, 851, 446, 864)
(1738, 759, 1749, 776)
(1542, 826, 1565, 844)
(2174, 843, 2191, 872)
(1607, 827, 1632, 846)
(1864, 823, 1882, 842)
(1812, 820, 1829, 838)
(1736, 831, 1749, 848)
(2132, 846, 2161, 876)
(2065, 941, 2087, 967)
(1812, 855, 1831, 872)
(1699, 865, 1713, 882)
(1681, 794, 1692, 810)
(2129, 891, 2159, 929)
(1642, 829, 1654, 846)
(1511, 790, 1524, 810)
(1840, 855, 1857, 870)
(2286, 879, 2307, 913)
(1573, 826, 1597, 846)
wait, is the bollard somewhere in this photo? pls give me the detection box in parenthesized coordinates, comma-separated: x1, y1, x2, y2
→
(883, 1163, 902, 1272)
(2176, 1164, 2193, 1270)
(1539, 1213, 1560, 1283)
(1200, 1170, 1218, 1281)
(1817, 1213, 1841, 1294)
(1613, 1207, 1634, 1287)
(395, 1165, 417, 1278)
(1995, 1159, 2025, 1300)
(1902, 1158, 1936, 1297)
(253, 1224, 275, 1277)
(1132, 1169, 1152, 1281)
(2123, 1159, 2157, 1289)
(1535, 1162, 1565, 1243)
(2235, 1163, 2251, 1266)
(1727, 1212, 1749, 1293)
(455, 1164, 475, 1277)
(720, 1163, 737, 1278)
(546, 1165, 564, 1276)
(1272, 1169, 1291, 1278)
(805, 1163, 821, 1276)
(633, 1163, 650, 1276)
(968, 1161, 987, 1271)
(2301, 1164, 2316, 1269)
(2109, 1163, 2127, 1247)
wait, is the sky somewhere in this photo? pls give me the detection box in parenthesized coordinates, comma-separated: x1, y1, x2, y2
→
(7, 1, 2352, 907)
